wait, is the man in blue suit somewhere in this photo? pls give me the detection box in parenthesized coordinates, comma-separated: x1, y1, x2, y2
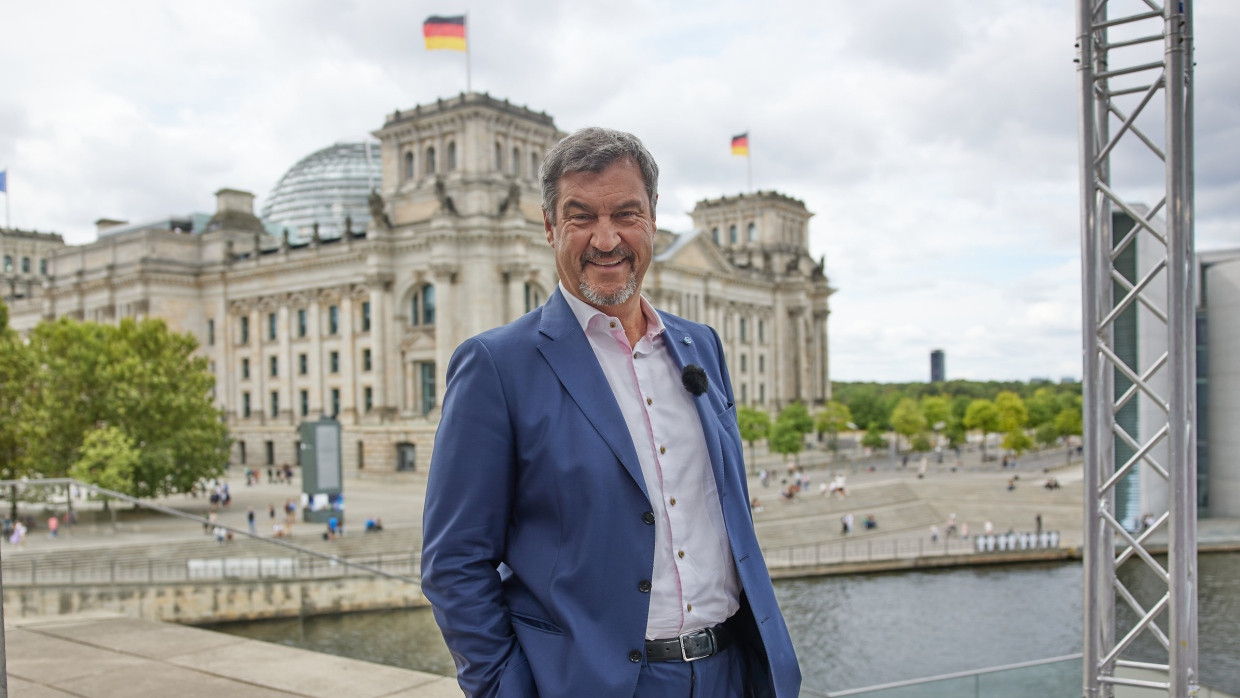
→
(421, 127, 800, 697)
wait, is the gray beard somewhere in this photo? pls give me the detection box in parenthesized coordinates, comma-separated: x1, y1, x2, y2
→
(579, 272, 638, 307)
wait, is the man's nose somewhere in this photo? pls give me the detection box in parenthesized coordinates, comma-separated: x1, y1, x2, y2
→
(590, 216, 623, 251)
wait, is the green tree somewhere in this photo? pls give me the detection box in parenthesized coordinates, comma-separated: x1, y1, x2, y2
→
(777, 402, 814, 438)
(994, 391, 1029, 434)
(1054, 400, 1084, 438)
(1025, 387, 1060, 428)
(815, 401, 852, 454)
(1002, 429, 1033, 455)
(71, 425, 140, 516)
(768, 420, 804, 465)
(890, 397, 927, 452)
(1035, 422, 1061, 449)
(24, 316, 231, 498)
(737, 406, 771, 473)
(0, 302, 44, 520)
(920, 395, 951, 431)
(963, 399, 1000, 460)
(860, 422, 888, 450)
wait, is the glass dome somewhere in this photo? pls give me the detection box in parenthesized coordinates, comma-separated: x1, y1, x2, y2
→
(261, 142, 381, 243)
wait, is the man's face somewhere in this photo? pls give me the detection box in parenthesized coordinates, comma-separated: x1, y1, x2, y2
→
(544, 159, 656, 312)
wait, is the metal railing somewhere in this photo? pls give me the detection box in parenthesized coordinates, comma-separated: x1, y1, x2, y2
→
(806, 654, 1083, 698)
(761, 532, 1064, 569)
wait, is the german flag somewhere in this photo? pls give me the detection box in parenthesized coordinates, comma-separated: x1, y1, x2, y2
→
(424, 15, 466, 51)
(731, 133, 749, 156)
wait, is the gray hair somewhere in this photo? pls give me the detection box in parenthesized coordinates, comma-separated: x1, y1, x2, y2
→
(539, 127, 659, 225)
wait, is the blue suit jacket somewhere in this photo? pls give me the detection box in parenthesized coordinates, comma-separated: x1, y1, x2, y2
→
(421, 289, 800, 697)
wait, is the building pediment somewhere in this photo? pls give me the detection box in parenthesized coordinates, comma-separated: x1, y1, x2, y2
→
(654, 230, 733, 275)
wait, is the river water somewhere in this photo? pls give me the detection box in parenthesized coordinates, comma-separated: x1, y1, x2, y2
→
(207, 553, 1240, 695)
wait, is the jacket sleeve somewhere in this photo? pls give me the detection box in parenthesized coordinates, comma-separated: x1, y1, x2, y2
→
(421, 338, 529, 697)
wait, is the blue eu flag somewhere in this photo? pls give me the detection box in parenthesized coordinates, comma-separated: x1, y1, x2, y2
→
(0, 169, 6, 193)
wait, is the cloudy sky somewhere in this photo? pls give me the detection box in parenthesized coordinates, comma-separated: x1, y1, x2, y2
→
(2, 1, 1236, 382)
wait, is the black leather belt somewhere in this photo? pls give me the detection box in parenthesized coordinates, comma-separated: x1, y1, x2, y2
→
(645, 622, 734, 662)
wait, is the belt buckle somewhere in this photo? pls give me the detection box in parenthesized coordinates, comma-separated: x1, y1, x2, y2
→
(678, 628, 715, 662)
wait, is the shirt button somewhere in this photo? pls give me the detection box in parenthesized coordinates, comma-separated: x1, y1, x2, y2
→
(678, 550, 685, 559)
(629, 650, 643, 663)
(642, 511, 655, 525)
(638, 579, 652, 593)
(687, 603, 693, 612)
(659, 446, 666, 454)
(633, 352, 638, 359)
(610, 321, 617, 329)
(669, 498, 676, 506)
(646, 397, 653, 405)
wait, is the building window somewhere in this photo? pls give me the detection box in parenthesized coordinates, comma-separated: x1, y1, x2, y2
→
(297, 308, 307, 337)
(729, 225, 738, 244)
(2, 255, 10, 272)
(742, 384, 748, 405)
(404, 151, 414, 180)
(512, 147, 520, 176)
(330, 351, 340, 374)
(270, 391, 279, 418)
(239, 440, 247, 465)
(740, 317, 748, 342)
(747, 222, 756, 242)
(530, 152, 539, 179)
(331, 388, 341, 417)
(270, 356, 278, 377)
(759, 383, 766, 405)
(712, 227, 719, 244)
(425, 146, 436, 176)
(361, 301, 371, 332)
(759, 320, 765, 343)
(268, 312, 277, 340)
(363, 348, 372, 371)
(242, 392, 251, 418)
(240, 316, 250, 344)
(419, 362, 436, 415)
(494, 142, 503, 171)
(759, 354, 765, 373)
(740, 354, 748, 373)
(411, 284, 436, 325)
(448, 141, 457, 171)
(364, 386, 374, 413)
(241, 358, 250, 380)
(21, 257, 30, 273)
(298, 353, 308, 375)
(328, 305, 339, 335)
(300, 389, 309, 417)
(39, 258, 48, 275)
(207, 319, 215, 346)
(265, 440, 275, 466)
(524, 283, 544, 313)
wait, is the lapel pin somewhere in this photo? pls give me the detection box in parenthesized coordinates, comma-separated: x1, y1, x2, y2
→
(682, 336, 693, 345)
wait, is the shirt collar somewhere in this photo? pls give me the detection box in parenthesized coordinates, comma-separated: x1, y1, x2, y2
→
(558, 281, 666, 341)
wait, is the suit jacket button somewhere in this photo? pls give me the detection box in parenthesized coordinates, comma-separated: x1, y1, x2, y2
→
(638, 579, 651, 593)
(629, 650, 643, 663)
(642, 511, 655, 525)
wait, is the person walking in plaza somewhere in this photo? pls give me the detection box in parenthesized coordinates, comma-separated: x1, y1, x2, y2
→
(47, 514, 59, 538)
(421, 127, 800, 697)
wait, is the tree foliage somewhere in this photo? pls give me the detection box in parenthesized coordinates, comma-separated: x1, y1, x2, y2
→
(777, 402, 814, 437)
(861, 422, 888, 450)
(920, 396, 951, 431)
(889, 397, 927, 450)
(815, 401, 852, 453)
(71, 426, 140, 495)
(18, 316, 231, 498)
(768, 420, 804, 463)
(994, 391, 1029, 434)
(737, 405, 770, 471)
(963, 399, 1000, 457)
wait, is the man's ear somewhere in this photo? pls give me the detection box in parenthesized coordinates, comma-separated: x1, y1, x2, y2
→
(543, 210, 555, 246)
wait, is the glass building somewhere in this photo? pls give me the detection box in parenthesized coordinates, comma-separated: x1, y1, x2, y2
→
(261, 142, 381, 243)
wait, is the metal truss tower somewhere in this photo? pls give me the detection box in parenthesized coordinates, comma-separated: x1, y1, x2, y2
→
(1077, 0, 1197, 696)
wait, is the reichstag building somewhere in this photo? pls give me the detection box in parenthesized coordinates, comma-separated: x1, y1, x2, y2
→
(1, 93, 834, 473)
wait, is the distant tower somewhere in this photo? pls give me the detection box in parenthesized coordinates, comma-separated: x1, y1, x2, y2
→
(930, 349, 945, 383)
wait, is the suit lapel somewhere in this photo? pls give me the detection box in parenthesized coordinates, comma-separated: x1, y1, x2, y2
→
(661, 316, 730, 501)
(537, 290, 649, 500)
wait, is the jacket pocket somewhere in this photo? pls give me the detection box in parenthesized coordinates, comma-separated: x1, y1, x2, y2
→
(509, 611, 563, 635)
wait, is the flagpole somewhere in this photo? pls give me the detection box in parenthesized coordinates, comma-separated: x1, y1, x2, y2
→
(747, 136, 753, 193)
(465, 10, 472, 93)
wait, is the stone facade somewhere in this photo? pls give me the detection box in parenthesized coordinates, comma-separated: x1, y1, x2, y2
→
(4, 92, 833, 474)
(1, 227, 65, 303)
